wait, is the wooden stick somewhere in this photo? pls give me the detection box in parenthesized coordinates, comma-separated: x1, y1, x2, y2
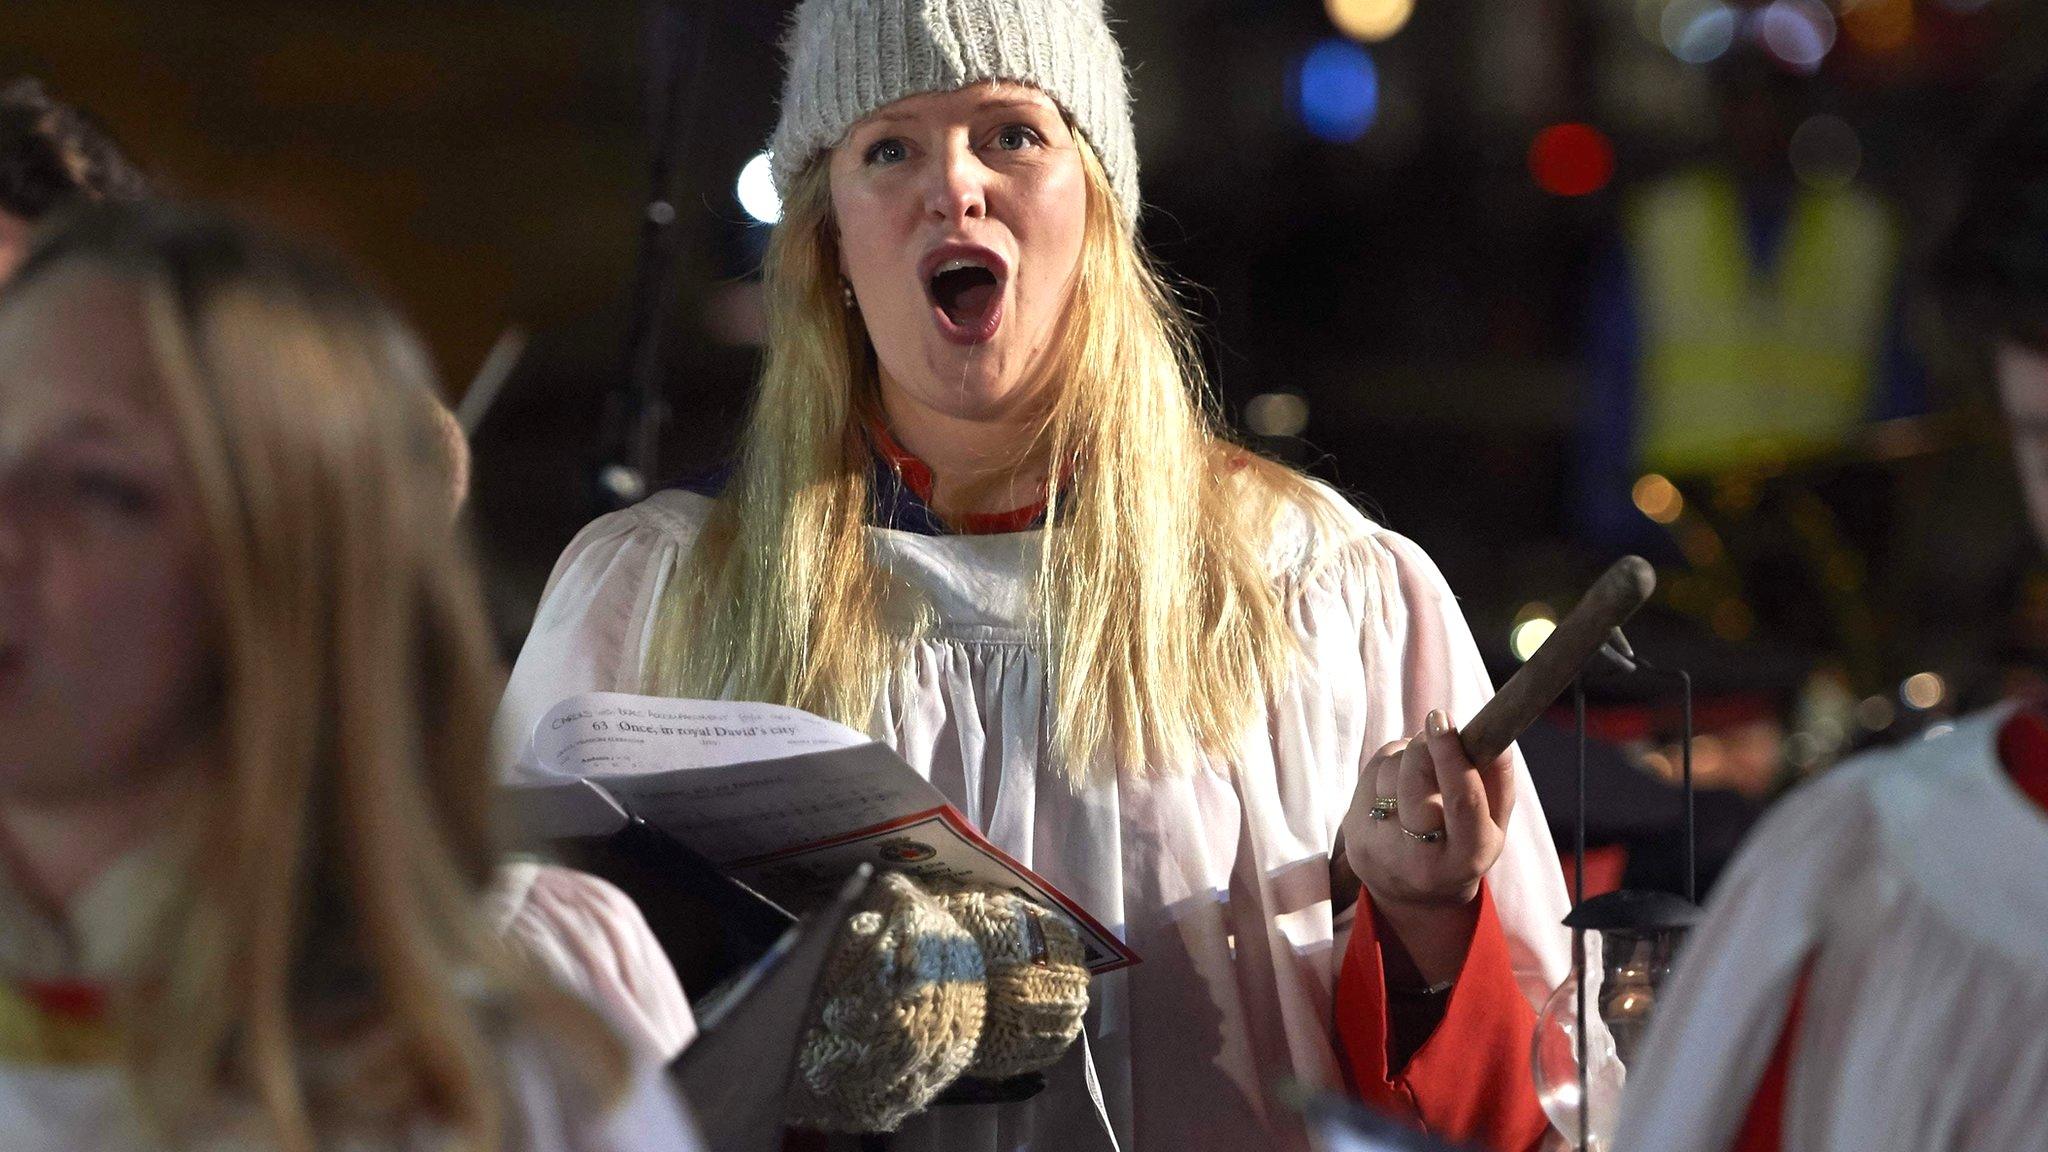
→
(1459, 555, 1656, 766)
(1330, 556, 1655, 912)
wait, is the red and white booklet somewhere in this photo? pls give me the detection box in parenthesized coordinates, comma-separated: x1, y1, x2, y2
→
(513, 691, 1138, 974)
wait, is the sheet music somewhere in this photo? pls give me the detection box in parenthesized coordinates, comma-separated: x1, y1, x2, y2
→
(528, 691, 872, 776)
(518, 692, 1140, 973)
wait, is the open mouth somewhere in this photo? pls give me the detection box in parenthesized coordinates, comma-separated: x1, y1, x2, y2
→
(921, 247, 1007, 345)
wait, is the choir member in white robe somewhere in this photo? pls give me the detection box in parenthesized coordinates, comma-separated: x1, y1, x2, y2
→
(486, 862, 698, 1060)
(1612, 707, 2048, 1152)
(1616, 74, 2048, 1152)
(0, 204, 702, 1151)
(495, 480, 1576, 1152)
(492, 0, 1598, 1144)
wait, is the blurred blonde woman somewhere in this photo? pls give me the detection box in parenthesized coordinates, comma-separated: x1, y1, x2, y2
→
(0, 203, 700, 1151)
(497, 2, 1573, 1149)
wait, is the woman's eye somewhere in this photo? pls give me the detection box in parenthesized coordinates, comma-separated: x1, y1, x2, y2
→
(994, 125, 1042, 151)
(864, 138, 908, 165)
(70, 470, 158, 517)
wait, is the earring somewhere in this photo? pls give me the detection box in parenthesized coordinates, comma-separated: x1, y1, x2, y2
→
(841, 279, 857, 310)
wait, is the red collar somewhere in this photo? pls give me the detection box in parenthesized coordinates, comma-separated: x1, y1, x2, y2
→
(865, 419, 1051, 536)
(1995, 707, 2048, 815)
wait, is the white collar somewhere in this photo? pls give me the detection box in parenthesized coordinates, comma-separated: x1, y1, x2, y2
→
(0, 834, 184, 982)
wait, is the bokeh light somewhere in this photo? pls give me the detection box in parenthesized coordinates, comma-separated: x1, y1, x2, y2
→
(1842, 0, 1913, 53)
(1784, 732, 1822, 769)
(1528, 123, 1616, 197)
(1295, 39, 1382, 143)
(1789, 114, 1862, 189)
(1325, 0, 1415, 43)
(1856, 694, 1895, 731)
(1245, 392, 1312, 437)
(1632, 474, 1685, 524)
(1757, 0, 1838, 73)
(1901, 671, 1947, 711)
(1711, 598, 1754, 641)
(1511, 616, 1559, 662)
(1661, 0, 1740, 65)
(736, 152, 781, 224)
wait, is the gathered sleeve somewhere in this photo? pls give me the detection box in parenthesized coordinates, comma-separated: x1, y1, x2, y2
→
(488, 861, 698, 1061)
(1325, 527, 1573, 1150)
(488, 495, 712, 1069)
(492, 497, 700, 780)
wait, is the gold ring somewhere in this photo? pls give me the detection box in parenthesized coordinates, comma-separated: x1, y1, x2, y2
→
(1368, 797, 1399, 821)
(1400, 824, 1446, 844)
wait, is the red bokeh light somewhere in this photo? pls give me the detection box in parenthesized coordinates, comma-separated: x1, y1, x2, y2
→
(1528, 123, 1616, 198)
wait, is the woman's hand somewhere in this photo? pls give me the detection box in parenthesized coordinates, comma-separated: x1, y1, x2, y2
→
(1340, 709, 1515, 983)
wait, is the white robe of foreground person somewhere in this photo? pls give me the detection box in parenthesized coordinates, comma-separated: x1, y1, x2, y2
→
(492, 483, 1573, 1152)
(1614, 706, 2048, 1152)
(0, 1042, 700, 1152)
(487, 860, 698, 1060)
(0, 846, 706, 1152)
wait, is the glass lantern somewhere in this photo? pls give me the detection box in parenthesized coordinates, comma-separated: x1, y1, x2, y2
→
(1530, 890, 1698, 1151)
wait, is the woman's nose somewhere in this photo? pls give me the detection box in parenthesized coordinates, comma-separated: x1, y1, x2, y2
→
(923, 141, 987, 223)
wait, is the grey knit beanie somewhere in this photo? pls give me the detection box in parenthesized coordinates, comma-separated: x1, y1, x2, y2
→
(768, 0, 1141, 225)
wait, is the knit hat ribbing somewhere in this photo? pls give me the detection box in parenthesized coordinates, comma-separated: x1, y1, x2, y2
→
(769, 0, 1141, 225)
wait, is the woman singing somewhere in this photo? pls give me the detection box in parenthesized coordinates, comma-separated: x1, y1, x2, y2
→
(497, 2, 1573, 1148)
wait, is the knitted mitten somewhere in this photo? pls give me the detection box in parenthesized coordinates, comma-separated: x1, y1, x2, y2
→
(935, 887, 1091, 1080)
(785, 871, 987, 1132)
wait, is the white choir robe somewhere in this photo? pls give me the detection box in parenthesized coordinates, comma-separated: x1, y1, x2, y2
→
(487, 860, 699, 1059)
(0, 1042, 701, 1152)
(0, 847, 704, 1152)
(1615, 706, 2048, 1152)
(493, 484, 1574, 1152)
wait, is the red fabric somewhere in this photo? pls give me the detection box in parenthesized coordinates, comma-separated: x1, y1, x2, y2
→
(1564, 694, 1779, 745)
(1558, 845, 1629, 901)
(1996, 707, 2048, 815)
(19, 979, 106, 1022)
(1336, 882, 1550, 1152)
(1730, 965, 1813, 1152)
(866, 418, 1051, 535)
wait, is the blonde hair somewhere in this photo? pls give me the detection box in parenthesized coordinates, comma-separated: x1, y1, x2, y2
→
(6, 205, 627, 1150)
(649, 130, 1341, 777)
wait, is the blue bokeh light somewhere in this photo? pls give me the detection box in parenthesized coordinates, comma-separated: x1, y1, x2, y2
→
(1295, 39, 1380, 144)
(1661, 0, 1739, 65)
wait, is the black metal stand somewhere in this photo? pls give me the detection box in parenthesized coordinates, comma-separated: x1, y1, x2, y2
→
(1573, 678, 1590, 1152)
(1626, 658, 1696, 905)
(602, 0, 711, 507)
(1561, 637, 1701, 1149)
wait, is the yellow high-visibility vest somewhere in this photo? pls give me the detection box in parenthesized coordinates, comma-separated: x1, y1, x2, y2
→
(1628, 170, 1899, 475)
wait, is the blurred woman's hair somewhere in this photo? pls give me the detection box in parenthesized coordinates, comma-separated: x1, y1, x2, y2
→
(0, 77, 150, 220)
(1934, 72, 2048, 353)
(3, 203, 625, 1150)
(646, 125, 1345, 779)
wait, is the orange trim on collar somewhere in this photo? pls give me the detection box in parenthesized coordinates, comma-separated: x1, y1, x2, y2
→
(22, 979, 106, 1021)
(0, 978, 118, 1065)
(865, 418, 1051, 535)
